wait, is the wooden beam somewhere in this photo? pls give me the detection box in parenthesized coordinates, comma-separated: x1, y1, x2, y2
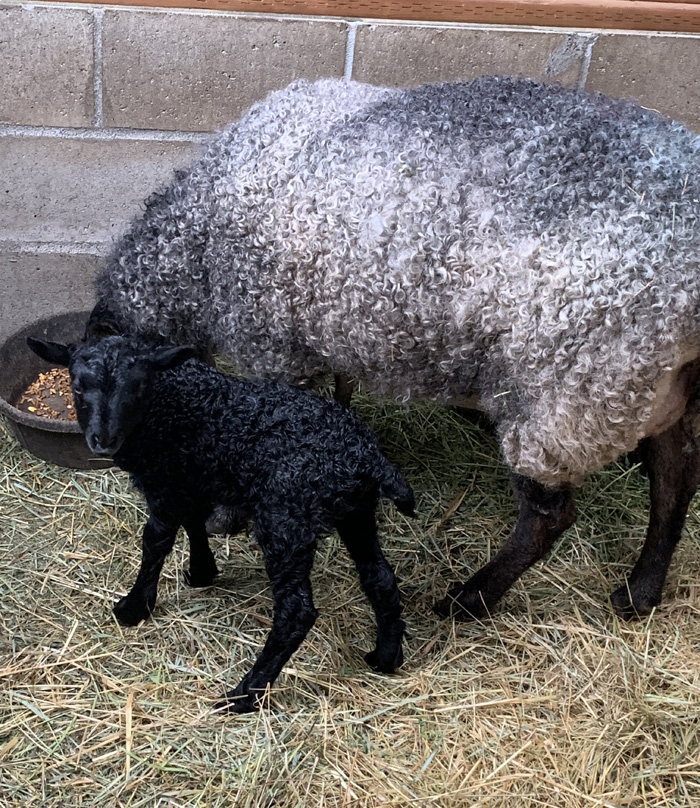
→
(42, 0, 700, 33)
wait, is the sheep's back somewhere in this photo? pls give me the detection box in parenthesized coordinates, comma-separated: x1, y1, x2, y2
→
(205, 78, 700, 375)
(109, 76, 700, 484)
(200, 77, 700, 483)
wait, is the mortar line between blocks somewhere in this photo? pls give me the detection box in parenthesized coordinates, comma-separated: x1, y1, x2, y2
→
(0, 125, 210, 143)
(93, 7, 104, 129)
(578, 35, 598, 91)
(1, 241, 110, 257)
(344, 22, 357, 81)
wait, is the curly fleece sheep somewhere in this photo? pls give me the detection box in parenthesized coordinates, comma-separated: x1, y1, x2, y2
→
(28, 334, 414, 712)
(90, 76, 700, 620)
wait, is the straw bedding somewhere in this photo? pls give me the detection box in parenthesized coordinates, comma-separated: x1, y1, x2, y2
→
(2, 392, 700, 807)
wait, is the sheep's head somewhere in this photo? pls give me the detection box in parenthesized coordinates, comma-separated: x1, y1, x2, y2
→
(27, 336, 196, 457)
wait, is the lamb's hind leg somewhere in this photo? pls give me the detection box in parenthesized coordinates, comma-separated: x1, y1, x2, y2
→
(216, 519, 319, 714)
(336, 506, 404, 673)
(435, 475, 575, 620)
(610, 409, 700, 618)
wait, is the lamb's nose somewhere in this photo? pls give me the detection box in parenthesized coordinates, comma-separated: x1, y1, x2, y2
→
(87, 434, 115, 457)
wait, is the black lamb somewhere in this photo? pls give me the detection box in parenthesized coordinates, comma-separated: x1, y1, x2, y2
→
(27, 334, 414, 713)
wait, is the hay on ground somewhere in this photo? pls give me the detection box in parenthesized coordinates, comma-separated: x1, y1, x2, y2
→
(1, 391, 700, 807)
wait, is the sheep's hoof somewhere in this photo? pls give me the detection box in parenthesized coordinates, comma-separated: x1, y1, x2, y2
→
(184, 563, 219, 588)
(365, 646, 403, 673)
(113, 596, 151, 626)
(433, 585, 490, 621)
(610, 584, 658, 620)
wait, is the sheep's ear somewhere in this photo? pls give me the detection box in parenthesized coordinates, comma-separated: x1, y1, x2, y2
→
(27, 337, 73, 367)
(148, 345, 198, 371)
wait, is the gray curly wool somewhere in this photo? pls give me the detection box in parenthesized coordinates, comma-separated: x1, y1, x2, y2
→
(96, 76, 700, 487)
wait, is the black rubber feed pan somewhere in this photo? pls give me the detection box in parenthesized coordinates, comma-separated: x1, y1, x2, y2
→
(0, 311, 112, 469)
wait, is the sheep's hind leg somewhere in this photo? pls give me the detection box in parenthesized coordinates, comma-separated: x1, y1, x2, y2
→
(216, 524, 319, 714)
(183, 516, 219, 587)
(610, 410, 700, 618)
(114, 514, 179, 625)
(434, 475, 575, 620)
(336, 507, 404, 673)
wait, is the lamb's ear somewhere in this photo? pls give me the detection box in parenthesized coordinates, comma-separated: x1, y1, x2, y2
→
(84, 300, 121, 343)
(149, 345, 198, 370)
(27, 337, 73, 367)
(85, 318, 121, 341)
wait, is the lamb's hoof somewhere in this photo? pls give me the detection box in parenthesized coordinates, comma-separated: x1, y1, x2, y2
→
(213, 695, 257, 715)
(433, 585, 489, 621)
(113, 596, 151, 626)
(365, 646, 403, 674)
(184, 563, 219, 588)
(610, 585, 658, 620)
(213, 686, 266, 715)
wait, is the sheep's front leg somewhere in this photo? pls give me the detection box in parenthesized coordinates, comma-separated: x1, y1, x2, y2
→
(113, 515, 178, 626)
(182, 517, 219, 587)
(216, 526, 318, 714)
(610, 410, 700, 618)
(435, 475, 575, 620)
(336, 507, 404, 673)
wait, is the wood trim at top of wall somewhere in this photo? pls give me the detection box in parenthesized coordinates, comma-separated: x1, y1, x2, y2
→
(40, 0, 700, 33)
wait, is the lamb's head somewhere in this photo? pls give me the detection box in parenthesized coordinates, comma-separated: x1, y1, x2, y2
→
(27, 336, 196, 457)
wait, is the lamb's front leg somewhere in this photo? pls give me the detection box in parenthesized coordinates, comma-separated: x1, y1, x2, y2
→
(435, 475, 575, 619)
(114, 514, 178, 625)
(216, 524, 318, 714)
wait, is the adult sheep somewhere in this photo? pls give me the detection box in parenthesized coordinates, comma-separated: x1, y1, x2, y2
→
(88, 75, 700, 621)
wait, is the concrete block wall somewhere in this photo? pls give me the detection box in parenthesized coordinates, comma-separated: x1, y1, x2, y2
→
(2, 0, 700, 342)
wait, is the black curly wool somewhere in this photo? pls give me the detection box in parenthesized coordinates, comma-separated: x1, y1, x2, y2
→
(30, 336, 413, 713)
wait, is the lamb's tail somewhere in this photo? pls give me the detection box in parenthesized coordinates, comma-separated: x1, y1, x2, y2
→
(379, 462, 415, 517)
